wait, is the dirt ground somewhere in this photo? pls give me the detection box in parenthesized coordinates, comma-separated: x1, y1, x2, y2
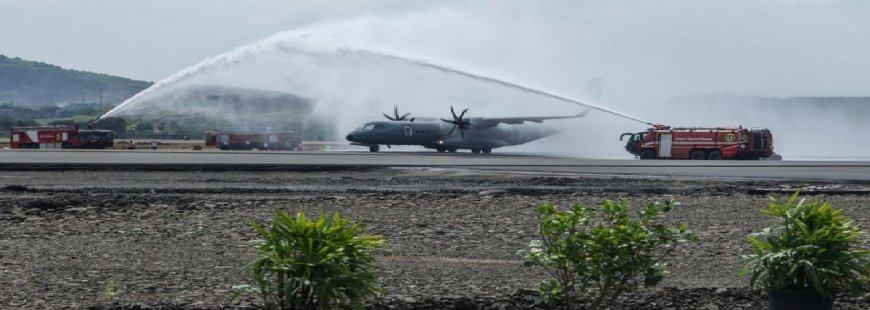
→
(1, 168, 869, 309)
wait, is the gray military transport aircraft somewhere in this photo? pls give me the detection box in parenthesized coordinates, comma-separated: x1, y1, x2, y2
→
(345, 106, 589, 153)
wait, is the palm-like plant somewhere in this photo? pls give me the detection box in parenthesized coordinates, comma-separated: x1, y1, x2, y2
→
(247, 211, 385, 310)
(741, 192, 870, 299)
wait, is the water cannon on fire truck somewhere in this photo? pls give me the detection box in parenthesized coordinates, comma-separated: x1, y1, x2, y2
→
(620, 124, 778, 160)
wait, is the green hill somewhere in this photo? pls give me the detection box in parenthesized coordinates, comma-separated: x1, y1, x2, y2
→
(0, 54, 152, 106)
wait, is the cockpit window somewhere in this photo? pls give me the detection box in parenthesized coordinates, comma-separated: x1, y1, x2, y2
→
(357, 123, 375, 131)
(373, 124, 386, 130)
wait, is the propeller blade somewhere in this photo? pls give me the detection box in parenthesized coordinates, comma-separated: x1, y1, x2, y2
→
(383, 113, 395, 121)
(450, 106, 458, 119)
(460, 127, 465, 139)
(447, 125, 457, 136)
(400, 113, 411, 120)
(459, 108, 468, 120)
(394, 106, 400, 119)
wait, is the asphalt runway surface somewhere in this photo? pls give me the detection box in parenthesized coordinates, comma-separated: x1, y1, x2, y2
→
(1, 149, 870, 181)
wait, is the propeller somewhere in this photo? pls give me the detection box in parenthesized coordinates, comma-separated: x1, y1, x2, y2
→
(383, 105, 412, 121)
(441, 106, 471, 139)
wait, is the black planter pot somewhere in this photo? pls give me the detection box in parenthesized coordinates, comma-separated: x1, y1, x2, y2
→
(768, 289, 834, 310)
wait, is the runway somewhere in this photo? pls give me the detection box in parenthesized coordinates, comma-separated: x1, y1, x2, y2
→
(2, 149, 869, 181)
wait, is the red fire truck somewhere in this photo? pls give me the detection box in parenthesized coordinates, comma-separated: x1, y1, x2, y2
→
(205, 128, 303, 151)
(9, 125, 115, 149)
(620, 125, 774, 160)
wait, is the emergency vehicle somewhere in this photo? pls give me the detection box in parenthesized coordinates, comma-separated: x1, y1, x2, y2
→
(205, 128, 303, 151)
(620, 125, 774, 160)
(9, 125, 115, 149)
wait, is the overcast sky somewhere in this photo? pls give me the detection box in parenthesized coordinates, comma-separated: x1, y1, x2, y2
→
(2, 0, 868, 101)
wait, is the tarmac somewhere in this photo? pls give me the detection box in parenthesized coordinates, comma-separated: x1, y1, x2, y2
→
(1, 149, 869, 181)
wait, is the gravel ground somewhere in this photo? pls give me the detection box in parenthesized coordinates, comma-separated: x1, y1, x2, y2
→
(1, 168, 870, 309)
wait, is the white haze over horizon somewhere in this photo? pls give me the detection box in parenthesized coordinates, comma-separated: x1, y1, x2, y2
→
(5, 0, 867, 158)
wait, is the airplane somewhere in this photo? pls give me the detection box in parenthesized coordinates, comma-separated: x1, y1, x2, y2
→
(345, 106, 590, 153)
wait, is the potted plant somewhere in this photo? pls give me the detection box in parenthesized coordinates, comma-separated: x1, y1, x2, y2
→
(741, 192, 870, 310)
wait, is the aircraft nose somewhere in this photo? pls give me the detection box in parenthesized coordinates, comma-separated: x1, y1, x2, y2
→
(346, 134, 354, 141)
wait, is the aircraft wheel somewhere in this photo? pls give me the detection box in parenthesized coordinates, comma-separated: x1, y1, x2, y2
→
(471, 148, 481, 154)
(369, 145, 380, 152)
(690, 150, 706, 160)
(436, 147, 446, 153)
(482, 148, 492, 154)
(707, 150, 723, 160)
(448, 147, 458, 153)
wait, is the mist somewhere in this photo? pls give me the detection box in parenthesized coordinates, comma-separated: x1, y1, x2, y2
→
(99, 1, 870, 159)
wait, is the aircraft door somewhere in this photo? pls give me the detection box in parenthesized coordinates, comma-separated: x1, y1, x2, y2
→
(658, 133, 672, 158)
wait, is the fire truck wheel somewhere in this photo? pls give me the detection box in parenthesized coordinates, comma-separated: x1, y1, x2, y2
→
(369, 145, 380, 152)
(708, 150, 724, 160)
(640, 149, 656, 159)
(690, 150, 706, 160)
(61, 142, 73, 149)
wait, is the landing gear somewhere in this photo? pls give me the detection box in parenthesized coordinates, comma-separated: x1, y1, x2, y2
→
(471, 148, 481, 154)
(369, 145, 380, 152)
(436, 146, 446, 153)
(448, 147, 458, 153)
(482, 148, 492, 154)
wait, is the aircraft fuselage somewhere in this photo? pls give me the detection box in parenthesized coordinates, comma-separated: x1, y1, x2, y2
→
(345, 119, 557, 152)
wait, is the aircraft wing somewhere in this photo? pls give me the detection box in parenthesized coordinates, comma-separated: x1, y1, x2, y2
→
(475, 108, 591, 127)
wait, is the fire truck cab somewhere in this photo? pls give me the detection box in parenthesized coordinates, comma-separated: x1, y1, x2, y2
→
(9, 126, 115, 149)
(620, 125, 774, 160)
(205, 128, 303, 151)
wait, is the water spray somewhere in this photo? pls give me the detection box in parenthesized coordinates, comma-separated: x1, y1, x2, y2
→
(101, 39, 653, 127)
(351, 49, 654, 126)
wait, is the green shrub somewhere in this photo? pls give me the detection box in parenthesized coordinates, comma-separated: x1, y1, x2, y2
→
(246, 211, 385, 310)
(101, 278, 122, 300)
(741, 192, 870, 298)
(525, 199, 698, 310)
